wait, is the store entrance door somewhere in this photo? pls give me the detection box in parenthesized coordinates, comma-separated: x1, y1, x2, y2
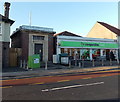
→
(34, 44, 43, 61)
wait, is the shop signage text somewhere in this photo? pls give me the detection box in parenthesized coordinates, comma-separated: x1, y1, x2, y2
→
(60, 41, 118, 49)
(81, 42, 99, 47)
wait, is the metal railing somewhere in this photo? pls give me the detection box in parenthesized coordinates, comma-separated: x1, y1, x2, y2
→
(68, 58, 119, 68)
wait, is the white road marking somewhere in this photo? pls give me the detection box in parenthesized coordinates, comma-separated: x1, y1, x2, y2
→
(42, 82, 104, 92)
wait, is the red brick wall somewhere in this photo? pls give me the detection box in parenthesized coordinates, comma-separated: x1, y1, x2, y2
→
(11, 31, 22, 48)
(21, 31, 29, 62)
(11, 30, 29, 62)
(48, 34, 54, 61)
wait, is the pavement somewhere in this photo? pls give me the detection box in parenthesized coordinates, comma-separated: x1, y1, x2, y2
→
(1, 63, 120, 78)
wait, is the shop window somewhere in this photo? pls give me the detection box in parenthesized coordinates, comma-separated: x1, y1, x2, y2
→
(68, 48, 71, 56)
(0, 23, 2, 34)
(33, 35, 44, 40)
(61, 48, 64, 53)
(64, 48, 68, 53)
(81, 49, 90, 60)
(72, 48, 75, 57)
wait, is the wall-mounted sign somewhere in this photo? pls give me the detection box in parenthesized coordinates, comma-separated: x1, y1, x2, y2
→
(60, 41, 118, 49)
(81, 42, 99, 47)
(34, 58, 39, 64)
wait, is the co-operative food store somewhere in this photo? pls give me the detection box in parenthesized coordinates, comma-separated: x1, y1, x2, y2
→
(55, 35, 118, 61)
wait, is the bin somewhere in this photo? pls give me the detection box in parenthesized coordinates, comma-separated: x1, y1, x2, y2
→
(53, 55, 59, 64)
(28, 54, 40, 68)
(59, 53, 69, 65)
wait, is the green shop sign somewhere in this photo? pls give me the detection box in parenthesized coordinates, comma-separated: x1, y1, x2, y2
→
(60, 41, 118, 49)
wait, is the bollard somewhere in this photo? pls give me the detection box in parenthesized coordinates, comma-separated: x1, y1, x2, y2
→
(45, 61, 47, 70)
(23, 60, 26, 69)
(117, 58, 119, 65)
(110, 59, 112, 66)
(102, 59, 104, 66)
(92, 59, 95, 67)
(69, 60, 71, 68)
(75, 60, 77, 66)
(26, 61, 29, 70)
(79, 62, 81, 68)
(82, 59, 84, 68)
(26, 66, 29, 70)
(20, 60, 23, 68)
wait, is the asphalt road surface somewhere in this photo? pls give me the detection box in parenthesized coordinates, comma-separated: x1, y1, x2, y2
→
(2, 70, 119, 101)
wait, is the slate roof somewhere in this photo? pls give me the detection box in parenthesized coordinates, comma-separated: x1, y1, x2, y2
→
(0, 14, 14, 25)
(54, 31, 82, 37)
(97, 21, 120, 36)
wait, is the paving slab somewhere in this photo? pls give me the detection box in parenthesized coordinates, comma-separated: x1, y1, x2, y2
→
(1, 65, 119, 78)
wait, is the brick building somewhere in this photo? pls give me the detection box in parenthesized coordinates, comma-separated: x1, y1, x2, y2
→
(87, 21, 120, 61)
(0, 2, 14, 68)
(87, 21, 119, 39)
(10, 25, 56, 65)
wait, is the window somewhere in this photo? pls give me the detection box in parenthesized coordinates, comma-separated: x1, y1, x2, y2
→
(33, 35, 44, 40)
(0, 23, 2, 34)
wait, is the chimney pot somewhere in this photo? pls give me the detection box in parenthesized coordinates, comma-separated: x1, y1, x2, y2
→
(4, 2, 10, 18)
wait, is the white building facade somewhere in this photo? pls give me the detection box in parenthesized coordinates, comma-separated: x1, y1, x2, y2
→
(0, 2, 14, 68)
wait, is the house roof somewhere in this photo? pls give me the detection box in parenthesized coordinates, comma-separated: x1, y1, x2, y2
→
(54, 31, 82, 37)
(0, 14, 14, 25)
(97, 21, 120, 36)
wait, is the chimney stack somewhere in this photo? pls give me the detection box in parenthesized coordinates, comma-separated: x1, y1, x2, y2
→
(4, 2, 10, 18)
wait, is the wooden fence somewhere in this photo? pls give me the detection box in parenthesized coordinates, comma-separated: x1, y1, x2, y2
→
(9, 48, 22, 67)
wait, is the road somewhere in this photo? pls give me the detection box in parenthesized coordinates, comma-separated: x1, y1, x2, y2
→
(2, 69, 120, 101)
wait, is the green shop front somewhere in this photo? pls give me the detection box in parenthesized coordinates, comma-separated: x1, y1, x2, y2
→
(56, 36, 118, 61)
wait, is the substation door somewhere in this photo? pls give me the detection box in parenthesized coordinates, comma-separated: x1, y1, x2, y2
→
(34, 44, 43, 61)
